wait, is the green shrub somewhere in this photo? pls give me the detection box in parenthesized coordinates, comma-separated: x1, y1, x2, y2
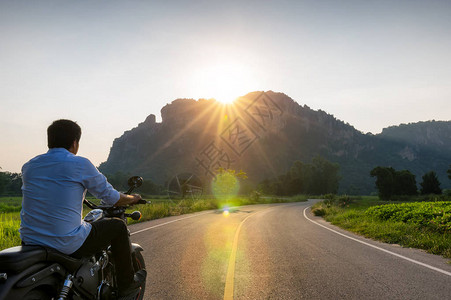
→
(365, 201, 451, 232)
(312, 207, 326, 216)
(314, 198, 451, 259)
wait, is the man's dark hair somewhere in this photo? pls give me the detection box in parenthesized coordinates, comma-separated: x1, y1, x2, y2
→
(47, 119, 82, 150)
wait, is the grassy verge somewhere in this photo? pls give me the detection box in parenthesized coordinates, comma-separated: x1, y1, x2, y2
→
(0, 196, 22, 213)
(311, 195, 451, 259)
(0, 194, 307, 251)
(0, 212, 21, 251)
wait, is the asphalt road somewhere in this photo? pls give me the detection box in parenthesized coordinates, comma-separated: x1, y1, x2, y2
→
(130, 200, 451, 299)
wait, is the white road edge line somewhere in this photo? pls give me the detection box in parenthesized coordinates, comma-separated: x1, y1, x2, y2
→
(130, 211, 212, 236)
(303, 206, 451, 277)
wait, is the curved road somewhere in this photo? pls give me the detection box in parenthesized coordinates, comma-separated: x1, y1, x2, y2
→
(130, 201, 451, 299)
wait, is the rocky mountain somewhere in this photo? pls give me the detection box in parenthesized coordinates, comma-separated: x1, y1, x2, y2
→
(99, 91, 451, 194)
(379, 121, 451, 152)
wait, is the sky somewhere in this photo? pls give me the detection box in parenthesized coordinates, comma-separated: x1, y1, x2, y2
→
(1, 0, 450, 173)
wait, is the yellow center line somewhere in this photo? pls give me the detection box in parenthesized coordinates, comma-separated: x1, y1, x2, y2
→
(224, 204, 286, 299)
(223, 204, 299, 299)
(223, 212, 255, 300)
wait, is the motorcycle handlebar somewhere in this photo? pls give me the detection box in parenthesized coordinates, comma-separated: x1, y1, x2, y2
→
(83, 198, 150, 210)
(83, 175, 148, 210)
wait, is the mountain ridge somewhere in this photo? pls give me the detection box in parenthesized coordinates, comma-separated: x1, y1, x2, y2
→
(99, 91, 451, 194)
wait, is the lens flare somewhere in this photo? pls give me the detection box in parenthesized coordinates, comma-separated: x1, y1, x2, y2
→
(211, 170, 240, 201)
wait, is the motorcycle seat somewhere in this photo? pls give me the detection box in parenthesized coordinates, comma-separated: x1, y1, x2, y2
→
(0, 245, 85, 274)
(46, 248, 85, 272)
(0, 245, 47, 273)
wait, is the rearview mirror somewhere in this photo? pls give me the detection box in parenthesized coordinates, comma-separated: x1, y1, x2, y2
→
(128, 176, 143, 189)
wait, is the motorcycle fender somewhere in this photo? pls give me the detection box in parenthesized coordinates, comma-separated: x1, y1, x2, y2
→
(131, 243, 143, 253)
(16, 263, 65, 288)
(0, 263, 62, 300)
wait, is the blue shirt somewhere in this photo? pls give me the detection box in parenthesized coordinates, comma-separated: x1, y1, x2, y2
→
(20, 148, 120, 254)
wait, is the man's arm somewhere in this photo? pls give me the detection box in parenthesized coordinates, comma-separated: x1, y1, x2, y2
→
(114, 193, 142, 207)
(79, 157, 142, 207)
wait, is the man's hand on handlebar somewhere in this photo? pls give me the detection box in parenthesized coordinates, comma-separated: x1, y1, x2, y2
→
(114, 193, 142, 207)
(130, 193, 142, 205)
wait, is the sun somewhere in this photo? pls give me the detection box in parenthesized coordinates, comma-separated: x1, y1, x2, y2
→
(190, 62, 258, 104)
(217, 97, 236, 104)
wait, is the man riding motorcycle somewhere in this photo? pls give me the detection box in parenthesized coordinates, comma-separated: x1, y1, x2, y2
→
(19, 119, 146, 299)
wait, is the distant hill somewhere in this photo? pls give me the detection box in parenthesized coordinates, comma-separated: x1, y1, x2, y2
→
(99, 91, 451, 194)
(379, 121, 451, 151)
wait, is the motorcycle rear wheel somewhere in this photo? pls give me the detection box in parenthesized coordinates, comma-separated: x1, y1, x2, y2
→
(133, 251, 146, 300)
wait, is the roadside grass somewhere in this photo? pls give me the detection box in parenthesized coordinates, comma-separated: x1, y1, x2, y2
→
(0, 194, 308, 250)
(0, 212, 21, 251)
(0, 196, 22, 213)
(311, 195, 451, 259)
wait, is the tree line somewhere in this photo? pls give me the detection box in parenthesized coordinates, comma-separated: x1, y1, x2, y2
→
(370, 166, 451, 200)
(0, 172, 22, 196)
(105, 172, 165, 195)
(2, 163, 451, 198)
(0, 171, 164, 196)
(258, 155, 340, 196)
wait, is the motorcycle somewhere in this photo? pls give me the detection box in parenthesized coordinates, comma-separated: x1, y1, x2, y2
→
(0, 176, 148, 300)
